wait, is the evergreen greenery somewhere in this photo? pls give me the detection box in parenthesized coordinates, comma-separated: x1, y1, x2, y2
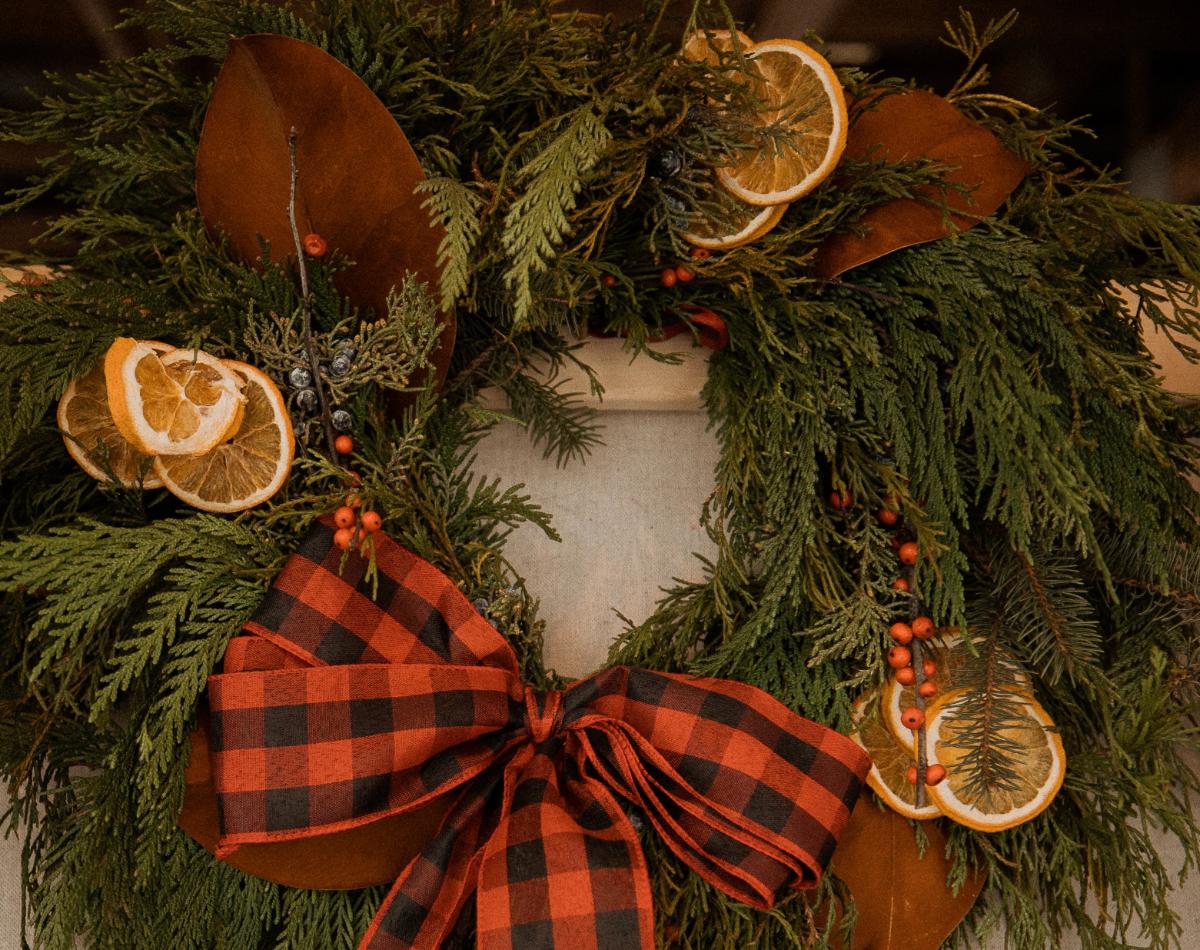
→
(1, 1, 1198, 948)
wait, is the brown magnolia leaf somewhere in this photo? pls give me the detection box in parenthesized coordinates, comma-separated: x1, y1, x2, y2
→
(813, 90, 1029, 278)
(828, 798, 986, 950)
(196, 34, 453, 388)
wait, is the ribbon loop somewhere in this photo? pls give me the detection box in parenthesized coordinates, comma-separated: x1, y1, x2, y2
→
(204, 522, 870, 949)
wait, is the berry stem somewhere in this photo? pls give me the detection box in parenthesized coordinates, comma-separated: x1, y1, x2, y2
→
(287, 128, 339, 463)
(900, 536, 930, 807)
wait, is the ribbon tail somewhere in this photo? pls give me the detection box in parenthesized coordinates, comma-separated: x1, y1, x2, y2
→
(475, 745, 654, 950)
(359, 770, 504, 950)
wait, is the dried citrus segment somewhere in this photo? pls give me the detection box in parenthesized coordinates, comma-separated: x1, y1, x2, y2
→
(106, 338, 246, 456)
(716, 39, 847, 206)
(881, 632, 1032, 745)
(681, 185, 787, 249)
(153, 360, 293, 513)
(850, 691, 941, 821)
(681, 28, 753, 65)
(56, 345, 172, 488)
(925, 688, 1065, 832)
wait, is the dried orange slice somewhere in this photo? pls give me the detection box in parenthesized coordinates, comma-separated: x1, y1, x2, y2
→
(681, 27, 753, 65)
(105, 338, 245, 457)
(881, 632, 1031, 745)
(681, 185, 787, 249)
(153, 360, 293, 513)
(849, 691, 941, 821)
(716, 39, 847, 206)
(56, 342, 173, 488)
(925, 688, 1066, 832)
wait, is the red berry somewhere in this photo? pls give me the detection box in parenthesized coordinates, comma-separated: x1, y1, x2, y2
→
(829, 490, 853, 511)
(898, 541, 919, 565)
(333, 526, 355, 550)
(912, 616, 935, 640)
(333, 505, 357, 529)
(690, 247, 711, 260)
(891, 577, 910, 593)
(889, 622, 913, 645)
(900, 707, 925, 730)
(334, 434, 354, 455)
(895, 667, 917, 686)
(674, 264, 695, 283)
(602, 274, 616, 287)
(886, 645, 912, 669)
(344, 493, 362, 509)
(905, 766, 918, 785)
(918, 680, 938, 698)
(924, 764, 947, 785)
(922, 658, 937, 678)
(878, 507, 899, 526)
(660, 268, 677, 288)
(360, 510, 383, 533)
(303, 232, 328, 257)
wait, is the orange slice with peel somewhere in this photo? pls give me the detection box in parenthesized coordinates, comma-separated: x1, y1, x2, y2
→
(106, 338, 245, 456)
(925, 688, 1065, 832)
(881, 632, 1032, 745)
(681, 185, 787, 249)
(681, 27, 753, 65)
(153, 360, 293, 513)
(849, 691, 941, 821)
(716, 38, 847, 206)
(56, 342, 173, 488)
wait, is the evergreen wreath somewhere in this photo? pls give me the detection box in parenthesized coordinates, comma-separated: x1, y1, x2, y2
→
(1, 2, 1199, 948)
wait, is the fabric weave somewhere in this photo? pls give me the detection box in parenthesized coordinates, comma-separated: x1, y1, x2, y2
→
(207, 522, 871, 949)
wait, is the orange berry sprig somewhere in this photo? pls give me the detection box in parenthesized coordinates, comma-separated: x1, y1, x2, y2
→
(880, 502, 946, 803)
(658, 248, 713, 289)
(303, 232, 328, 257)
(332, 499, 385, 552)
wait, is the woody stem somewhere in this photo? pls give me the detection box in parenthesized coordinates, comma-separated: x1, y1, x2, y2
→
(287, 127, 338, 463)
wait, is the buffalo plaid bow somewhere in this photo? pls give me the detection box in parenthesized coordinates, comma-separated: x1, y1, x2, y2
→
(207, 522, 870, 949)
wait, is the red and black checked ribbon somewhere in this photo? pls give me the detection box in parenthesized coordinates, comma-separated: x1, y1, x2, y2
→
(207, 522, 870, 949)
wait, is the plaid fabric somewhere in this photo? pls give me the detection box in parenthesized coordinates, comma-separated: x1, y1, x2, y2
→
(207, 522, 871, 949)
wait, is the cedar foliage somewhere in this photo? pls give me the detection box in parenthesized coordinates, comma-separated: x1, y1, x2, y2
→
(0, 1, 1198, 948)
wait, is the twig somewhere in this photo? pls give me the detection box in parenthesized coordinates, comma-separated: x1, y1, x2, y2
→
(812, 276, 903, 307)
(66, 0, 134, 60)
(894, 524, 935, 808)
(444, 334, 522, 395)
(900, 556, 930, 809)
(287, 128, 339, 462)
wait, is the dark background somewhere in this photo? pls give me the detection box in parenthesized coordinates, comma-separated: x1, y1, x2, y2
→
(4, 0, 1200, 252)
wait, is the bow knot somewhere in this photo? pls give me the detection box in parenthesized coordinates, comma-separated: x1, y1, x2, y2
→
(204, 523, 869, 949)
(523, 684, 565, 745)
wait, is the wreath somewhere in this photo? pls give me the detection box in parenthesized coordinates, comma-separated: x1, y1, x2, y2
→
(1, 2, 1198, 949)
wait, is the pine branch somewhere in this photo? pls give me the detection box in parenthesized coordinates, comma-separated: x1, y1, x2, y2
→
(991, 545, 1105, 687)
(501, 371, 604, 468)
(501, 103, 612, 324)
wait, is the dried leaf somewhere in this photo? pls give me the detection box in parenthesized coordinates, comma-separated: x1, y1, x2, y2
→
(814, 90, 1029, 278)
(829, 799, 985, 949)
(196, 34, 453, 386)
